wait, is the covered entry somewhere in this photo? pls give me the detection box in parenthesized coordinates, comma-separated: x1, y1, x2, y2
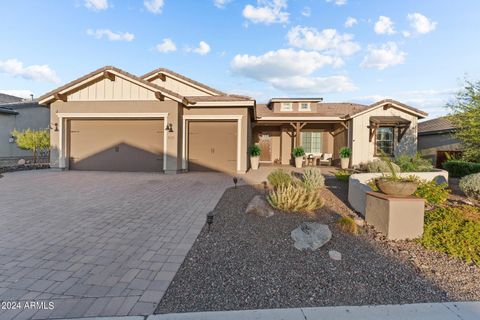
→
(68, 119, 165, 172)
(187, 121, 237, 172)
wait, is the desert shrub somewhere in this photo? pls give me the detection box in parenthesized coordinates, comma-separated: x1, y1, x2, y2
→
(267, 184, 323, 214)
(459, 173, 480, 200)
(364, 159, 400, 173)
(267, 169, 292, 189)
(414, 180, 450, 205)
(420, 205, 480, 265)
(336, 216, 358, 234)
(334, 170, 351, 182)
(395, 154, 434, 172)
(443, 160, 480, 178)
(301, 167, 325, 191)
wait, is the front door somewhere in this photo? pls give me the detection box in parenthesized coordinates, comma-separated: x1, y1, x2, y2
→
(259, 133, 272, 162)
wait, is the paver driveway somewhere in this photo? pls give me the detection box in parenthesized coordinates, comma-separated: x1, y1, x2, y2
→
(0, 170, 233, 320)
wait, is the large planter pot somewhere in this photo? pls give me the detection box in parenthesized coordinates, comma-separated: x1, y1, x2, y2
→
(340, 157, 349, 169)
(250, 156, 260, 170)
(295, 157, 303, 168)
(376, 179, 418, 196)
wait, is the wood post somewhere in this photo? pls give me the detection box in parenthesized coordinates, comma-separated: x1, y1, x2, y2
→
(289, 122, 307, 147)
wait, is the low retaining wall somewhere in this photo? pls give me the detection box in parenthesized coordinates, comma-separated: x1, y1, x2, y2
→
(348, 170, 449, 215)
(0, 163, 50, 174)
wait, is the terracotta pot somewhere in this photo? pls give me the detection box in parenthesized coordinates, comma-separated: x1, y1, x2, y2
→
(295, 156, 303, 168)
(376, 179, 418, 196)
(340, 157, 349, 169)
(250, 156, 260, 170)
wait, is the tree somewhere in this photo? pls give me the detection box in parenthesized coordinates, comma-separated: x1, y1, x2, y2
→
(448, 80, 480, 162)
(11, 129, 50, 164)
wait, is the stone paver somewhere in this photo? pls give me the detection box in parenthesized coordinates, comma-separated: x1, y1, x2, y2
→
(0, 170, 233, 320)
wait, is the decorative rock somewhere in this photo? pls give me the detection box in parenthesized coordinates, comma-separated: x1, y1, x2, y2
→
(291, 222, 332, 251)
(354, 217, 365, 227)
(329, 250, 342, 260)
(17, 159, 26, 165)
(245, 195, 274, 218)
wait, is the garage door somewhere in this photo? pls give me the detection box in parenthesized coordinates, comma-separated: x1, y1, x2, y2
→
(188, 121, 237, 173)
(69, 119, 164, 172)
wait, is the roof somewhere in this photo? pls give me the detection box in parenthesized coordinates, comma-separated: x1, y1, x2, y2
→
(141, 68, 227, 95)
(270, 97, 323, 103)
(256, 102, 367, 118)
(0, 107, 19, 115)
(0, 93, 23, 104)
(346, 99, 428, 119)
(38, 66, 184, 104)
(418, 116, 456, 134)
(185, 94, 253, 103)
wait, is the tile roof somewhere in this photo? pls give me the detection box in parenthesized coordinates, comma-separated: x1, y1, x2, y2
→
(185, 94, 253, 103)
(256, 102, 367, 118)
(0, 93, 23, 104)
(346, 99, 428, 118)
(0, 107, 19, 115)
(418, 116, 456, 134)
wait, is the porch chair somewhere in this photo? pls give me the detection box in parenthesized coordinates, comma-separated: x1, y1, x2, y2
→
(319, 153, 332, 166)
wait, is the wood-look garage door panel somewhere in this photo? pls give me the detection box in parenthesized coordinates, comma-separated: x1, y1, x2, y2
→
(69, 119, 164, 172)
(188, 121, 237, 173)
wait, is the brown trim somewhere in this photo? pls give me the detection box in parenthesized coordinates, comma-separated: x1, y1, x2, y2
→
(104, 71, 115, 81)
(345, 99, 428, 119)
(367, 191, 423, 201)
(373, 126, 395, 157)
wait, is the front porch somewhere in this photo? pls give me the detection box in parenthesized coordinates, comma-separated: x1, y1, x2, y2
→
(252, 121, 350, 167)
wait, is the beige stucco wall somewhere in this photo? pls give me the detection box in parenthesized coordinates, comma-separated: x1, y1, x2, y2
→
(351, 107, 419, 166)
(150, 76, 211, 97)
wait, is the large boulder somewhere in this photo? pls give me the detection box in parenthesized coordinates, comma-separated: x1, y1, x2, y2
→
(245, 195, 274, 218)
(291, 222, 332, 251)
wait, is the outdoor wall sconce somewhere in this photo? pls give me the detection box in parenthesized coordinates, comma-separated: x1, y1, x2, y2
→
(233, 176, 238, 188)
(206, 211, 214, 231)
(50, 123, 59, 132)
(165, 123, 173, 132)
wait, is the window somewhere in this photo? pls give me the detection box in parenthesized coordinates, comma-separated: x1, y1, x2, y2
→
(280, 102, 293, 111)
(301, 131, 322, 154)
(375, 127, 394, 155)
(299, 102, 311, 111)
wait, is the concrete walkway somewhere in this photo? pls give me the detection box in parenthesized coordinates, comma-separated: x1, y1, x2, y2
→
(61, 302, 480, 320)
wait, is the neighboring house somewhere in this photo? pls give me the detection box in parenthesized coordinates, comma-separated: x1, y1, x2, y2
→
(38, 66, 427, 173)
(0, 96, 50, 166)
(418, 116, 462, 167)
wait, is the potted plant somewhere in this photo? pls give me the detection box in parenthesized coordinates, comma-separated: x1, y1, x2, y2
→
(374, 154, 418, 196)
(292, 146, 305, 168)
(249, 144, 261, 170)
(339, 147, 351, 169)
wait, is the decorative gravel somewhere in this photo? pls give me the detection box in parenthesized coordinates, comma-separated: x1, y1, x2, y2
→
(156, 177, 480, 314)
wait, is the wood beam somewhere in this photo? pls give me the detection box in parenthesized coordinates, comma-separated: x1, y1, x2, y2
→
(104, 71, 115, 81)
(54, 93, 67, 102)
(398, 127, 408, 142)
(158, 73, 167, 81)
(368, 124, 378, 142)
(155, 92, 165, 101)
(340, 121, 348, 130)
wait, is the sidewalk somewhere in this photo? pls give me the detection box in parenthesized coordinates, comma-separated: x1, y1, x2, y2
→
(63, 302, 480, 320)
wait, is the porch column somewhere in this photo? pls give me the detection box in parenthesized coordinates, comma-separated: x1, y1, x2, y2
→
(289, 122, 307, 147)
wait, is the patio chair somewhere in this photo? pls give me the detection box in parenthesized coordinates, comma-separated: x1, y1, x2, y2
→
(319, 153, 332, 166)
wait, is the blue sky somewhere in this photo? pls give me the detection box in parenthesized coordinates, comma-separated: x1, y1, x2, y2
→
(0, 0, 479, 118)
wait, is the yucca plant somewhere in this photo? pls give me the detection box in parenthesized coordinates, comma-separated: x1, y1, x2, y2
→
(267, 184, 324, 214)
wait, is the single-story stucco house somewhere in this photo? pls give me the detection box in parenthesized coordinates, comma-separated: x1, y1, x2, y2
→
(38, 66, 428, 174)
(418, 116, 462, 167)
(0, 94, 50, 166)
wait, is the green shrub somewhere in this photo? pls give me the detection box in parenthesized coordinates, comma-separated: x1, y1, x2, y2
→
(367, 178, 379, 191)
(336, 216, 358, 234)
(267, 184, 324, 214)
(292, 146, 305, 157)
(339, 147, 351, 158)
(301, 167, 325, 191)
(364, 159, 401, 173)
(249, 144, 261, 157)
(395, 153, 434, 172)
(334, 170, 351, 182)
(267, 169, 292, 189)
(420, 205, 480, 265)
(414, 180, 450, 205)
(459, 173, 480, 200)
(443, 160, 480, 178)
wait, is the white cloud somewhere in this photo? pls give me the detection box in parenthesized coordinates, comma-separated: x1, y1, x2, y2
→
(0, 90, 34, 100)
(144, 0, 164, 14)
(0, 59, 59, 83)
(374, 16, 396, 35)
(156, 38, 177, 53)
(84, 0, 109, 11)
(326, 0, 347, 6)
(187, 41, 210, 56)
(344, 17, 357, 28)
(407, 13, 437, 34)
(242, 0, 289, 25)
(270, 75, 356, 94)
(287, 26, 360, 56)
(301, 6, 311, 17)
(86, 29, 135, 41)
(360, 42, 406, 70)
(402, 30, 411, 38)
(214, 0, 232, 8)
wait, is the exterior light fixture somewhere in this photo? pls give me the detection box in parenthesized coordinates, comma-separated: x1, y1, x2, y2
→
(233, 176, 238, 188)
(165, 123, 173, 132)
(206, 211, 214, 231)
(263, 181, 269, 195)
(50, 123, 58, 132)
